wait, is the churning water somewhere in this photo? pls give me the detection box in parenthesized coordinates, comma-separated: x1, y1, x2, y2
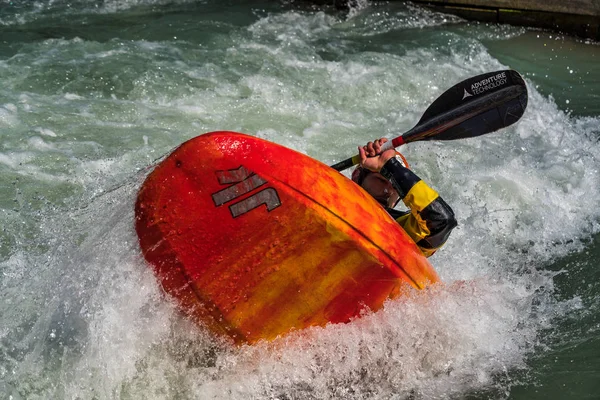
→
(1, 1, 599, 399)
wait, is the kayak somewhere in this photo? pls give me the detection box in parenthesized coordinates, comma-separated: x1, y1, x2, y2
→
(135, 131, 439, 344)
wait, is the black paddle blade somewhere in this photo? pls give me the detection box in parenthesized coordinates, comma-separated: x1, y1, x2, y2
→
(402, 70, 528, 144)
(330, 70, 528, 172)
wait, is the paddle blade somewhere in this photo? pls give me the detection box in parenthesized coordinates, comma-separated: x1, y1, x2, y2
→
(330, 70, 528, 172)
(401, 69, 528, 144)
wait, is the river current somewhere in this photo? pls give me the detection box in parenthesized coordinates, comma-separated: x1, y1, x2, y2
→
(1, 1, 599, 399)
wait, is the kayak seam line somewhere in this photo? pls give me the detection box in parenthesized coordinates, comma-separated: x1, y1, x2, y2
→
(272, 177, 421, 289)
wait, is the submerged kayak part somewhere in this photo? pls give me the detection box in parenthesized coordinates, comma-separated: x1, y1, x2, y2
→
(135, 131, 439, 344)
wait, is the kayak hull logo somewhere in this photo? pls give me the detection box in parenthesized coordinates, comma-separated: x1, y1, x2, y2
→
(463, 71, 508, 99)
(211, 166, 281, 218)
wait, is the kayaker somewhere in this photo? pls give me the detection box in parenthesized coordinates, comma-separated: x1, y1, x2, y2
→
(353, 138, 457, 257)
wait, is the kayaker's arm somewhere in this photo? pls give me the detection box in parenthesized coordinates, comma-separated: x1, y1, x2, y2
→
(380, 156, 457, 257)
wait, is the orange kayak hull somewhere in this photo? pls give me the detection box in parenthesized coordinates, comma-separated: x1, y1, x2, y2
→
(135, 131, 439, 344)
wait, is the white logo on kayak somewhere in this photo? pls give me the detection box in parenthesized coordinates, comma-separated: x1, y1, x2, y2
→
(467, 71, 508, 98)
(212, 166, 281, 218)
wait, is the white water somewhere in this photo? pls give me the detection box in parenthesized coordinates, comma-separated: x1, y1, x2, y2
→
(1, 3, 600, 399)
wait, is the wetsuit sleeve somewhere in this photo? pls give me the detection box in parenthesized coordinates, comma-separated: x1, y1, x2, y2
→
(380, 156, 457, 257)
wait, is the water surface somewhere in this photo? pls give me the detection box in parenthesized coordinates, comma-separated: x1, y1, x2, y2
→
(1, 1, 599, 399)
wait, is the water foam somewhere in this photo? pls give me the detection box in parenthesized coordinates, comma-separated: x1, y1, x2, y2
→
(28, 84, 595, 400)
(2, 4, 600, 399)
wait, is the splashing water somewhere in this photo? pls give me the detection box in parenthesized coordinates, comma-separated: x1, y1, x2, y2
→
(1, 1, 599, 399)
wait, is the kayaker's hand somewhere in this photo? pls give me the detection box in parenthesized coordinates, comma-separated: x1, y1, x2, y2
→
(358, 138, 396, 172)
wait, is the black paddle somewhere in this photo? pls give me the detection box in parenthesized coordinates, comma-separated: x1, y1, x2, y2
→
(330, 70, 528, 171)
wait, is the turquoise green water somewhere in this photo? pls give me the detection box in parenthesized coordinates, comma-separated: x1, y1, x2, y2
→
(1, 1, 599, 398)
